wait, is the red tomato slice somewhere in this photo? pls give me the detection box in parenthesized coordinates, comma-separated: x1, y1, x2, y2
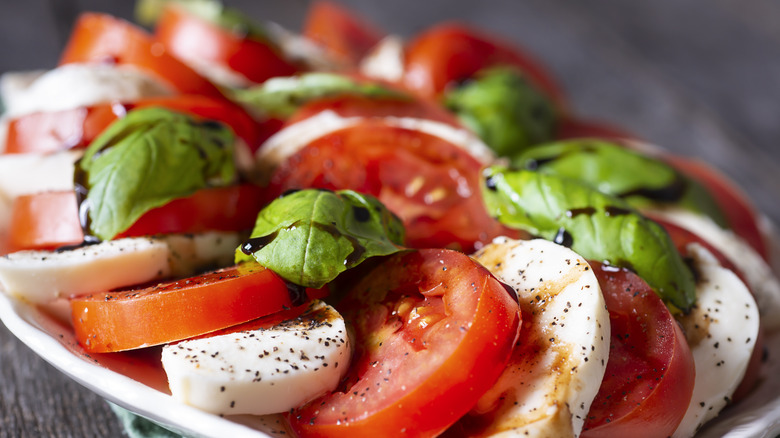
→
(269, 119, 519, 252)
(288, 249, 521, 437)
(7, 184, 264, 251)
(402, 23, 566, 107)
(303, 1, 384, 68)
(8, 191, 83, 252)
(4, 95, 262, 155)
(70, 263, 327, 353)
(581, 262, 695, 438)
(664, 154, 769, 262)
(59, 13, 223, 99)
(154, 5, 299, 84)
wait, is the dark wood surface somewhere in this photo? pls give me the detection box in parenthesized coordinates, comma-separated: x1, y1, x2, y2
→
(2, 1, 780, 436)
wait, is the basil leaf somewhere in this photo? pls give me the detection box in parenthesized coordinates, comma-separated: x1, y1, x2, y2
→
(136, 0, 270, 41)
(236, 189, 405, 288)
(230, 73, 403, 119)
(513, 140, 727, 227)
(79, 107, 235, 241)
(443, 67, 557, 157)
(482, 166, 696, 312)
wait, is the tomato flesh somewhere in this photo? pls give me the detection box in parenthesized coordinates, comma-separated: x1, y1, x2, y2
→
(581, 262, 695, 438)
(270, 119, 518, 251)
(303, 1, 384, 67)
(70, 263, 327, 353)
(60, 13, 223, 99)
(7, 184, 264, 251)
(288, 249, 521, 437)
(155, 5, 299, 84)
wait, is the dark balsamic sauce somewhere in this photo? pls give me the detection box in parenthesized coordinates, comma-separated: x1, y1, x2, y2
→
(566, 207, 596, 218)
(284, 282, 308, 307)
(553, 227, 573, 247)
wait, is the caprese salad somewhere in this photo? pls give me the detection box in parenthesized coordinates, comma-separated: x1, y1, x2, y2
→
(0, 1, 777, 438)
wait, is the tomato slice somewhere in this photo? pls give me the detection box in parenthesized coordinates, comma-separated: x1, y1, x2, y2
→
(59, 13, 223, 99)
(7, 184, 264, 251)
(269, 119, 518, 252)
(154, 5, 299, 84)
(4, 95, 262, 155)
(663, 155, 769, 262)
(288, 249, 520, 437)
(402, 23, 565, 106)
(303, 1, 384, 68)
(70, 263, 327, 353)
(581, 262, 695, 438)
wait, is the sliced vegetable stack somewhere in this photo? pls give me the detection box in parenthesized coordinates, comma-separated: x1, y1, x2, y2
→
(0, 1, 777, 438)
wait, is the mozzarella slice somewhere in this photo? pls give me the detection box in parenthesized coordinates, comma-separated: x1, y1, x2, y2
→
(162, 300, 351, 416)
(672, 244, 760, 438)
(255, 110, 495, 179)
(471, 237, 610, 437)
(649, 207, 780, 329)
(0, 232, 240, 303)
(0, 150, 82, 200)
(3, 64, 172, 118)
(360, 36, 405, 82)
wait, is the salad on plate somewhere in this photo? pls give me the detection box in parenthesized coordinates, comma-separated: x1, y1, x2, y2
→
(1, 1, 779, 437)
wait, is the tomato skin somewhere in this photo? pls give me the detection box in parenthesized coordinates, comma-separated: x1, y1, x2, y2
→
(7, 185, 264, 251)
(155, 5, 299, 84)
(269, 120, 518, 252)
(581, 262, 695, 438)
(288, 249, 521, 438)
(663, 155, 769, 262)
(70, 263, 327, 353)
(303, 1, 384, 67)
(60, 13, 223, 99)
(403, 23, 565, 106)
(4, 95, 262, 155)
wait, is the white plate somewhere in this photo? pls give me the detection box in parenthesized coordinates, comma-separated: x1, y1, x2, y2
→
(2, 282, 780, 437)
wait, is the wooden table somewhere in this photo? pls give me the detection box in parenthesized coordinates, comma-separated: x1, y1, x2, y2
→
(2, 0, 780, 436)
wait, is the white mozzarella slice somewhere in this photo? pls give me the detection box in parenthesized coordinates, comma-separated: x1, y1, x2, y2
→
(649, 207, 780, 329)
(672, 244, 760, 438)
(0, 70, 45, 111)
(0, 232, 240, 303)
(472, 237, 610, 437)
(3, 63, 172, 118)
(360, 36, 405, 83)
(255, 110, 495, 178)
(255, 110, 363, 175)
(162, 300, 351, 416)
(0, 150, 82, 200)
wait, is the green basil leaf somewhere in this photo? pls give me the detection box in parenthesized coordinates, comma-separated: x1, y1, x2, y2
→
(79, 107, 235, 241)
(443, 67, 558, 157)
(230, 72, 404, 119)
(512, 139, 728, 227)
(482, 166, 696, 312)
(236, 189, 405, 288)
(136, 0, 270, 41)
